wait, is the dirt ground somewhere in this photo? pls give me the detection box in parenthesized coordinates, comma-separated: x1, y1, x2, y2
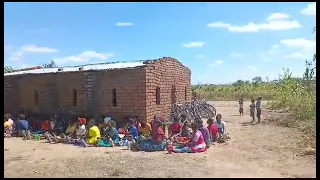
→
(4, 101, 316, 178)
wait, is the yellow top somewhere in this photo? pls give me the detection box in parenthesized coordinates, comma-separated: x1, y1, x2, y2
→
(88, 126, 101, 145)
(65, 123, 77, 134)
(138, 123, 152, 136)
(4, 121, 11, 128)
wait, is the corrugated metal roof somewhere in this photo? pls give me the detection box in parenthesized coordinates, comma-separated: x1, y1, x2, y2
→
(4, 60, 147, 76)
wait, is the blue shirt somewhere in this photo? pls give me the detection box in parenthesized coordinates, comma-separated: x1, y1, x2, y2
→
(216, 122, 225, 134)
(129, 125, 139, 138)
(17, 120, 29, 130)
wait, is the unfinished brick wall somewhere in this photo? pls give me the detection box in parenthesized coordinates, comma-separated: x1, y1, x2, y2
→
(4, 58, 190, 124)
(4, 76, 20, 114)
(145, 57, 191, 122)
(97, 68, 147, 122)
(4, 67, 147, 124)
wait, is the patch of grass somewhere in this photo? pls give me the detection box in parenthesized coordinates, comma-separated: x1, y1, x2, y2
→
(193, 70, 316, 154)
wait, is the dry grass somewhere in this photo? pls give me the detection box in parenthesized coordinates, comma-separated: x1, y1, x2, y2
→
(193, 74, 316, 154)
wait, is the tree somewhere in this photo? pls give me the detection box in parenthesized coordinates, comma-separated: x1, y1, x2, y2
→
(4, 66, 13, 73)
(232, 79, 245, 86)
(42, 60, 58, 68)
(303, 27, 316, 87)
(244, 80, 251, 84)
(252, 76, 262, 84)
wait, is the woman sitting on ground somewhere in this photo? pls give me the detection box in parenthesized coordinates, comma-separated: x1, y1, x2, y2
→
(171, 120, 192, 144)
(4, 114, 13, 138)
(98, 120, 120, 147)
(138, 120, 152, 138)
(58, 119, 77, 141)
(168, 117, 182, 138)
(66, 117, 87, 144)
(196, 119, 211, 149)
(16, 114, 32, 140)
(167, 123, 207, 153)
(127, 118, 139, 142)
(43, 116, 67, 143)
(207, 117, 218, 143)
(131, 119, 167, 152)
(86, 119, 101, 147)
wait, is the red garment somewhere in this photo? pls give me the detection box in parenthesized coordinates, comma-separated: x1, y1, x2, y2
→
(78, 118, 87, 125)
(42, 120, 51, 131)
(168, 123, 182, 135)
(121, 129, 127, 134)
(152, 127, 165, 142)
(134, 122, 140, 131)
(207, 124, 218, 137)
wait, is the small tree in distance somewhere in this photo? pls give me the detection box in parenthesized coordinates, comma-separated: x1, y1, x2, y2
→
(42, 60, 58, 68)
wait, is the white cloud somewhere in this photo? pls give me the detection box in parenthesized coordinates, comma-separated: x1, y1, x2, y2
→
(195, 54, 205, 59)
(116, 22, 134, 26)
(248, 66, 258, 72)
(207, 13, 301, 33)
(54, 51, 114, 64)
(266, 13, 290, 21)
(182, 42, 204, 48)
(21, 45, 58, 53)
(283, 52, 305, 59)
(7, 44, 58, 61)
(229, 53, 243, 58)
(209, 60, 224, 67)
(300, 3, 316, 16)
(280, 38, 316, 52)
(268, 44, 280, 55)
(9, 51, 23, 61)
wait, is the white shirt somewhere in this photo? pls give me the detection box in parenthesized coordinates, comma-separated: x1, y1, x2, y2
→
(8, 118, 14, 126)
(222, 121, 227, 133)
(76, 125, 86, 136)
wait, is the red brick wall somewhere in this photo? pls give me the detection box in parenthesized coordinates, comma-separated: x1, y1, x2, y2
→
(4, 68, 147, 123)
(145, 57, 191, 122)
(4, 58, 191, 124)
(97, 68, 147, 122)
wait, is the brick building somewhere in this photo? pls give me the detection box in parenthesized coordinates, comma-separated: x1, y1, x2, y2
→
(4, 57, 191, 123)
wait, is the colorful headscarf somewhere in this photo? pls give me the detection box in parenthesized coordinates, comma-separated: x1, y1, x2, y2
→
(78, 117, 87, 125)
(104, 117, 112, 124)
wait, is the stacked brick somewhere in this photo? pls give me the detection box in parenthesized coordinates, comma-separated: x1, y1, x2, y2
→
(3, 57, 191, 124)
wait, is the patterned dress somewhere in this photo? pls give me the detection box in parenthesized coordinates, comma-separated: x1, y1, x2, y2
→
(137, 127, 167, 152)
(169, 130, 207, 153)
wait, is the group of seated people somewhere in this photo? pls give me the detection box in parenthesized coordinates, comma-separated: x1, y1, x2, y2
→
(4, 112, 229, 153)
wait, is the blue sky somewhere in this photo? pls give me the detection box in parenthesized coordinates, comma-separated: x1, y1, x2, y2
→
(4, 2, 316, 84)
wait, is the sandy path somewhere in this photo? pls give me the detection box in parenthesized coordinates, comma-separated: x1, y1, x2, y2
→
(4, 101, 316, 178)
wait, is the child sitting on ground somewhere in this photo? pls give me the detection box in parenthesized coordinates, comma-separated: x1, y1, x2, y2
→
(98, 120, 120, 147)
(207, 117, 218, 143)
(66, 117, 87, 144)
(215, 114, 230, 143)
